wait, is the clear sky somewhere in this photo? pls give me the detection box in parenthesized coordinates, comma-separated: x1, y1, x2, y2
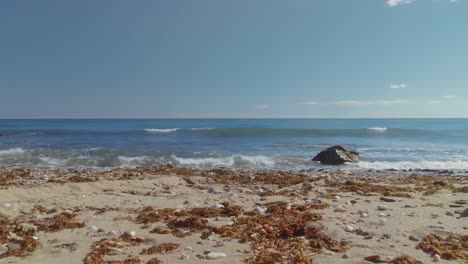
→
(0, 0, 466, 118)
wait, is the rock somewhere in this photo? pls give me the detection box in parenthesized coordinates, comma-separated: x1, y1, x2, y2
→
(377, 205, 388, 211)
(380, 197, 396, 202)
(364, 255, 386, 263)
(445, 211, 455, 216)
(344, 225, 354, 232)
(433, 254, 441, 262)
(212, 203, 224, 209)
(124, 231, 136, 237)
(206, 252, 226, 260)
(342, 252, 350, 259)
(215, 240, 226, 247)
(409, 235, 419, 241)
(334, 205, 346, 212)
(312, 145, 360, 165)
(460, 208, 468, 217)
(88, 226, 99, 233)
(178, 254, 190, 260)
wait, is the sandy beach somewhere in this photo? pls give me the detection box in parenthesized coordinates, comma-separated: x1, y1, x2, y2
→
(0, 166, 466, 264)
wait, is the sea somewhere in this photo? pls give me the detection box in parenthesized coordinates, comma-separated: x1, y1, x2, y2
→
(1, 119, 467, 172)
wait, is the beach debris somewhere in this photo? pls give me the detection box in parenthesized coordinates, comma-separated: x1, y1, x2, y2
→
(35, 212, 85, 232)
(206, 252, 226, 260)
(432, 254, 442, 262)
(178, 253, 190, 260)
(334, 205, 346, 212)
(147, 257, 162, 264)
(140, 243, 179, 254)
(416, 234, 468, 261)
(364, 255, 386, 263)
(344, 225, 354, 232)
(380, 197, 396, 202)
(388, 255, 422, 264)
(312, 145, 359, 165)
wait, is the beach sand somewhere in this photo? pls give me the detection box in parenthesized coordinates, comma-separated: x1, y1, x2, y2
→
(0, 166, 467, 264)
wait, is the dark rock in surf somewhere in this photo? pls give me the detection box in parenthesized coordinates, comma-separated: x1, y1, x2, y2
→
(312, 145, 359, 165)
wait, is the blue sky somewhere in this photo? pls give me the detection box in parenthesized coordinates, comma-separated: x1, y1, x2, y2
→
(0, 0, 466, 118)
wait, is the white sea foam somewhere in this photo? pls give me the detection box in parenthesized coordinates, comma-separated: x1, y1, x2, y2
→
(118, 156, 152, 166)
(0, 148, 26, 156)
(171, 154, 276, 167)
(191, 128, 214, 130)
(357, 160, 468, 170)
(368, 127, 388, 132)
(144, 128, 180, 133)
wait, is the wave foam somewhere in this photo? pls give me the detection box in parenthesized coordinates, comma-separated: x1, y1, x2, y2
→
(144, 128, 180, 133)
(171, 154, 275, 168)
(358, 160, 468, 170)
(191, 128, 214, 130)
(0, 148, 26, 156)
(368, 127, 388, 133)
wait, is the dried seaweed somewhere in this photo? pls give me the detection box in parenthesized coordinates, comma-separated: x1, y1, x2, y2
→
(416, 234, 468, 260)
(389, 255, 422, 264)
(211, 202, 343, 263)
(84, 235, 142, 264)
(146, 257, 162, 264)
(0, 216, 39, 258)
(36, 212, 85, 232)
(140, 243, 179, 255)
(326, 180, 411, 198)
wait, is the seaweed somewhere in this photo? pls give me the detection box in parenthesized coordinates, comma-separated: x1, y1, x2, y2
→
(416, 234, 468, 261)
(140, 243, 179, 255)
(35, 212, 85, 232)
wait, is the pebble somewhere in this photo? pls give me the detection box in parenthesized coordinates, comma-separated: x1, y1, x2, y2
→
(380, 197, 396, 202)
(364, 255, 386, 263)
(345, 201, 352, 205)
(184, 246, 193, 252)
(206, 252, 227, 260)
(254, 206, 267, 214)
(342, 252, 350, 259)
(460, 208, 468, 217)
(212, 203, 224, 209)
(433, 254, 441, 262)
(178, 254, 190, 260)
(377, 205, 388, 211)
(356, 190, 364, 195)
(207, 187, 216, 193)
(409, 235, 419, 241)
(360, 212, 369, 218)
(379, 218, 387, 223)
(216, 240, 226, 247)
(124, 231, 136, 237)
(334, 205, 346, 212)
(344, 225, 354, 232)
(378, 213, 387, 217)
(334, 195, 341, 200)
(88, 226, 99, 233)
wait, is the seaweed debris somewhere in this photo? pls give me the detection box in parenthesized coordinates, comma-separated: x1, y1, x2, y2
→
(416, 234, 468, 261)
(140, 243, 179, 255)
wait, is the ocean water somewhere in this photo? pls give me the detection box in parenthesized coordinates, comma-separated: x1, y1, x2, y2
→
(0, 119, 467, 171)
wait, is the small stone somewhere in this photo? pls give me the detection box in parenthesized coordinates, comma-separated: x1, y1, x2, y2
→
(124, 231, 136, 237)
(254, 206, 266, 214)
(212, 203, 224, 209)
(334, 195, 341, 200)
(378, 213, 387, 217)
(445, 211, 455, 216)
(409, 235, 419, 241)
(206, 252, 226, 260)
(380, 197, 396, 202)
(379, 218, 387, 223)
(377, 205, 388, 211)
(178, 254, 190, 260)
(344, 225, 354, 232)
(88, 226, 99, 233)
(433, 254, 441, 262)
(184, 246, 193, 252)
(364, 255, 385, 263)
(342, 252, 350, 259)
(207, 187, 216, 193)
(334, 205, 346, 212)
(356, 190, 364, 195)
(345, 201, 352, 205)
(216, 240, 226, 247)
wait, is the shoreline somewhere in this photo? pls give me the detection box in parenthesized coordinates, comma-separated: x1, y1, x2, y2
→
(1, 166, 467, 263)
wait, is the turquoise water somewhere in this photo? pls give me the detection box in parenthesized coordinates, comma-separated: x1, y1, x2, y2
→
(0, 119, 467, 171)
